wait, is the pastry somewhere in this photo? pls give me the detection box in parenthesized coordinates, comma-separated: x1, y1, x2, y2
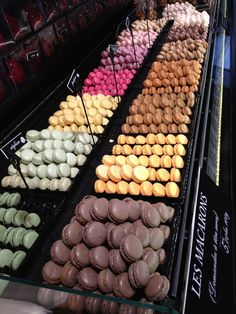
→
(104, 181, 117, 194)
(139, 155, 150, 167)
(126, 155, 139, 167)
(102, 155, 115, 166)
(120, 164, 133, 181)
(140, 181, 153, 196)
(148, 168, 157, 181)
(160, 155, 172, 168)
(165, 182, 180, 198)
(156, 169, 170, 182)
(132, 166, 149, 183)
(115, 155, 127, 167)
(172, 155, 184, 168)
(170, 168, 181, 182)
(128, 182, 140, 195)
(96, 165, 109, 181)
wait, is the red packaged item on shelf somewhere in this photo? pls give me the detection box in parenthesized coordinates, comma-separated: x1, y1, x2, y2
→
(41, 0, 57, 22)
(0, 59, 15, 103)
(5, 45, 28, 88)
(55, 0, 68, 14)
(39, 25, 58, 58)
(67, 0, 80, 9)
(54, 17, 70, 44)
(24, 35, 43, 75)
(1, 5, 31, 41)
(23, 0, 46, 31)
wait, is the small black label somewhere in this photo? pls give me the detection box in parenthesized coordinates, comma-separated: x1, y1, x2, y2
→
(108, 44, 119, 56)
(125, 17, 130, 29)
(26, 50, 40, 62)
(0, 133, 27, 160)
(58, 25, 68, 37)
(67, 69, 80, 93)
(142, 3, 148, 14)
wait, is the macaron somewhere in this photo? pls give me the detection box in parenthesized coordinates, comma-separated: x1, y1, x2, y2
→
(10, 250, 27, 271)
(144, 273, 170, 301)
(108, 199, 130, 223)
(77, 267, 98, 291)
(142, 249, 160, 274)
(113, 272, 135, 299)
(141, 206, 161, 228)
(71, 243, 90, 268)
(98, 268, 115, 293)
(83, 221, 107, 247)
(91, 198, 109, 222)
(42, 260, 62, 284)
(120, 234, 143, 263)
(149, 228, 164, 250)
(50, 239, 71, 265)
(22, 229, 39, 249)
(61, 221, 83, 247)
(128, 260, 150, 289)
(90, 246, 109, 270)
(108, 249, 127, 274)
(60, 261, 79, 288)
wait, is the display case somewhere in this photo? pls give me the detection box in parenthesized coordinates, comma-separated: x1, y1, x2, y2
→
(0, 1, 234, 313)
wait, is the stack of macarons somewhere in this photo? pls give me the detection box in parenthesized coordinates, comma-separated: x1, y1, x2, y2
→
(0, 191, 40, 271)
(100, 45, 148, 71)
(48, 94, 119, 133)
(42, 196, 173, 305)
(83, 67, 136, 96)
(94, 133, 187, 197)
(1, 130, 98, 192)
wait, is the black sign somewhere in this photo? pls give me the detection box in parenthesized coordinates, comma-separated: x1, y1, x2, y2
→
(142, 2, 148, 15)
(185, 171, 233, 313)
(67, 69, 81, 94)
(26, 50, 40, 62)
(0, 133, 27, 160)
(108, 44, 119, 56)
(125, 17, 130, 29)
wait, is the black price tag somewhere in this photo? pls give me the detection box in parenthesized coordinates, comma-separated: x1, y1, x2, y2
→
(0, 133, 27, 160)
(26, 50, 40, 62)
(58, 25, 68, 37)
(125, 17, 130, 29)
(108, 44, 119, 56)
(142, 2, 148, 14)
(67, 69, 81, 93)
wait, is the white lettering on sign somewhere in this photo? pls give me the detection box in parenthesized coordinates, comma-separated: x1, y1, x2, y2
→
(191, 192, 207, 299)
(222, 212, 230, 254)
(208, 210, 219, 304)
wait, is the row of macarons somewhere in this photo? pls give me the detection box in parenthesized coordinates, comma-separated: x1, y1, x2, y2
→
(47, 19, 164, 133)
(0, 225, 39, 251)
(0, 192, 21, 208)
(0, 208, 40, 229)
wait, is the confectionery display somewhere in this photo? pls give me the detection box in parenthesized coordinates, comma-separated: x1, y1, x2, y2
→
(0, 191, 40, 270)
(0, 1, 232, 313)
(1, 130, 98, 191)
(41, 196, 174, 310)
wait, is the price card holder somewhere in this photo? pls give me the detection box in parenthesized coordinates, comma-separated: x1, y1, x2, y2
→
(184, 171, 234, 313)
(67, 69, 96, 145)
(108, 45, 119, 98)
(142, 2, 151, 48)
(26, 50, 40, 62)
(0, 133, 35, 206)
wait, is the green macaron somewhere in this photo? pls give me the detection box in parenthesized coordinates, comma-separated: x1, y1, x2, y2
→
(22, 230, 39, 249)
(10, 250, 27, 271)
(0, 249, 13, 268)
(0, 192, 10, 206)
(12, 210, 28, 227)
(0, 208, 6, 222)
(3, 208, 17, 225)
(7, 193, 21, 207)
(11, 227, 28, 248)
(0, 225, 7, 243)
(24, 213, 41, 228)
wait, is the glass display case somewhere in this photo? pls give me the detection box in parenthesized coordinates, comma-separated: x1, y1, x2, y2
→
(0, 1, 234, 313)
